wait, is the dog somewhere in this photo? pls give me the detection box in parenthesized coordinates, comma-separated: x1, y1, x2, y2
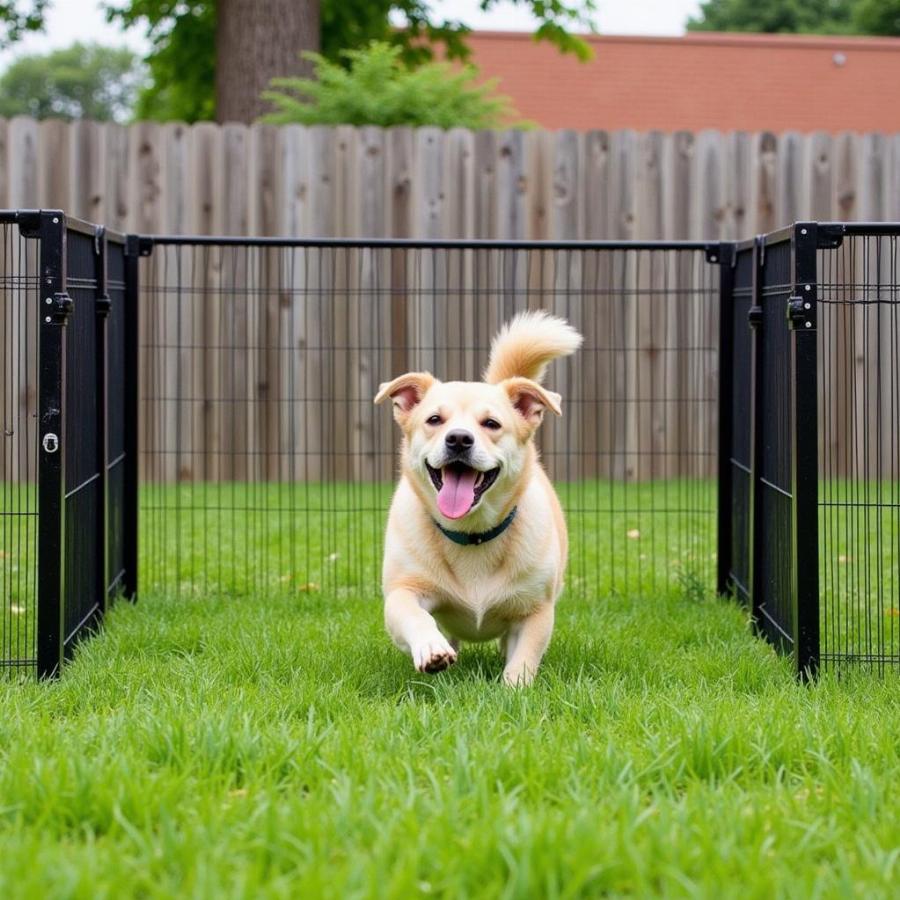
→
(374, 311, 582, 686)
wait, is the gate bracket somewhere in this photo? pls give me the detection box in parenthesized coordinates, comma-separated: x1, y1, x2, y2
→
(49, 291, 73, 324)
(787, 294, 815, 330)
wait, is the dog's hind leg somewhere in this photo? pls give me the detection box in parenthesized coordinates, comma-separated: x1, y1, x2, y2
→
(502, 602, 555, 687)
(384, 587, 458, 674)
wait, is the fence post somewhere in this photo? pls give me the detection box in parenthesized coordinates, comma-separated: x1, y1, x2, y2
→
(122, 235, 143, 600)
(36, 211, 71, 678)
(747, 236, 765, 630)
(788, 223, 820, 678)
(715, 241, 736, 595)
(94, 227, 111, 614)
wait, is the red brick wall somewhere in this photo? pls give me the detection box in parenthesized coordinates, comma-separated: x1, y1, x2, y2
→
(466, 31, 900, 133)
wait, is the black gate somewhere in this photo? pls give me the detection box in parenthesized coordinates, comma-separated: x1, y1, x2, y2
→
(720, 224, 826, 676)
(1, 211, 138, 677)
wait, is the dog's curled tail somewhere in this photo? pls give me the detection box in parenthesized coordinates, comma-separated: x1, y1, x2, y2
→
(483, 311, 583, 385)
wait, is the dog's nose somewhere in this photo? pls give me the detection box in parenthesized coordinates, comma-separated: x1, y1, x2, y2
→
(444, 429, 474, 452)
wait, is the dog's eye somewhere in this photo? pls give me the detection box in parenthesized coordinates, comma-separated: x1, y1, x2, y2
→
(426, 414, 443, 426)
(482, 418, 501, 430)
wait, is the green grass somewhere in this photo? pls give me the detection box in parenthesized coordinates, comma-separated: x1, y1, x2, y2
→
(2, 482, 900, 897)
(139, 479, 717, 600)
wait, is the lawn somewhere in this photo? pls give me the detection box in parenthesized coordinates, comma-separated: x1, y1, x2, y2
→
(1, 482, 900, 897)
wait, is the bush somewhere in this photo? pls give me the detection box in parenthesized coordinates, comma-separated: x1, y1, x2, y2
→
(261, 41, 526, 129)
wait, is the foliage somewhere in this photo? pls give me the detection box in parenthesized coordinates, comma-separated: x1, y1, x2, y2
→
(687, 0, 896, 35)
(0, 0, 46, 47)
(104, 0, 214, 122)
(103, 0, 596, 122)
(853, 0, 900, 36)
(2, 482, 900, 894)
(261, 41, 522, 129)
(0, 42, 142, 121)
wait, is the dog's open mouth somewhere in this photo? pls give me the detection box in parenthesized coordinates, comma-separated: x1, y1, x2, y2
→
(426, 461, 500, 520)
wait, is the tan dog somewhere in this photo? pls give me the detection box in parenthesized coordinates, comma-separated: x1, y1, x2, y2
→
(374, 312, 582, 686)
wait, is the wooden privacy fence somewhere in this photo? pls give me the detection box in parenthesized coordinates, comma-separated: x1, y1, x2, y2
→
(3, 117, 900, 240)
(3, 118, 900, 484)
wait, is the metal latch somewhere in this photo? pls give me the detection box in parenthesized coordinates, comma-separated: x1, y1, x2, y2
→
(787, 294, 814, 330)
(45, 292, 74, 324)
(42, 433, 59, 454)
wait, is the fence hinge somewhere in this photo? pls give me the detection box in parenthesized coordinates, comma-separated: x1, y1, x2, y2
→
(816, 224, 844, 249)
(15, 210, 43, 239)
(45, 291, 73, 324)
(706, 242, 736, 266)
(126, 234, 154, 258)
(787, 293, 815, 330)
(748, 304, 763, 328)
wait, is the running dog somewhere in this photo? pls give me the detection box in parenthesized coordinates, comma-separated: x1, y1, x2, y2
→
(375, 311, 582, 685)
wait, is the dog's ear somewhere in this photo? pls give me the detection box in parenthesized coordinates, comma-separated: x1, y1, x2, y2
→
(503, 377, 562, 428)
(374, 372, 435, 423)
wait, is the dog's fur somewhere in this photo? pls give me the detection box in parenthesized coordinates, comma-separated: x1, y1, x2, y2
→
(374, 312, 582, 685)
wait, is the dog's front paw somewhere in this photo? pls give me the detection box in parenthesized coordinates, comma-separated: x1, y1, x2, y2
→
(412, 636, 458, 674)
(502, 664, 536, 688)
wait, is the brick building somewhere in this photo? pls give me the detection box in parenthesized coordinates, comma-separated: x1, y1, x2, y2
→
(466, 31, 900, 132)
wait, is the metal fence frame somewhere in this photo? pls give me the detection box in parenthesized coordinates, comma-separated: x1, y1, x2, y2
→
(717, 221, 900, 676)
(3, 209, 900, 678)
(0, 210, 139, 677)
(718, 224, 823, 676)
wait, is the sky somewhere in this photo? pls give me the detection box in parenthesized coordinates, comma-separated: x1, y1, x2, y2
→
(0, 0, 705, 66)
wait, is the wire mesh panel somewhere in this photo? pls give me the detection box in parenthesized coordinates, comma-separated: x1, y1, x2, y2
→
(138, 239, 720, 605)
(107, 238, 128, 598)
(63, 227, 104, 649)
(0, 218, 39, 675)
(726, 244, 754, 604)
(754, 236, 796, 651)
(818, 227, 900, 672)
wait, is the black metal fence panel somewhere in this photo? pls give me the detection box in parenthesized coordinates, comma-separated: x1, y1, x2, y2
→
(107, 238, 128, 598)
(755, 236, 796, 653)
(719, 227, 822, 675)
(818, 227, 900, 672)
(63, 227, 103, 651)
(726, 244, 754, 605)
(137, 239, 721, 605)
(0, 212, 137, 677)
(0, 218, 39, 675)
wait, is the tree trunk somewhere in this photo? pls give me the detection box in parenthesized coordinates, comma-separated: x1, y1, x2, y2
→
(215, 0, 319, 124)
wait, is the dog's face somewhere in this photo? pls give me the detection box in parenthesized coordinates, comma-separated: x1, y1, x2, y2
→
(375, 374, 561, 523)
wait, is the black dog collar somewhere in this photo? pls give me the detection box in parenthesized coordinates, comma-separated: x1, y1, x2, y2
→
(433, 507, 518, 546)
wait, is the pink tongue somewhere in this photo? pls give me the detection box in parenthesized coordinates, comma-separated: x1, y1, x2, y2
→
(437, 467, 478, 519)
